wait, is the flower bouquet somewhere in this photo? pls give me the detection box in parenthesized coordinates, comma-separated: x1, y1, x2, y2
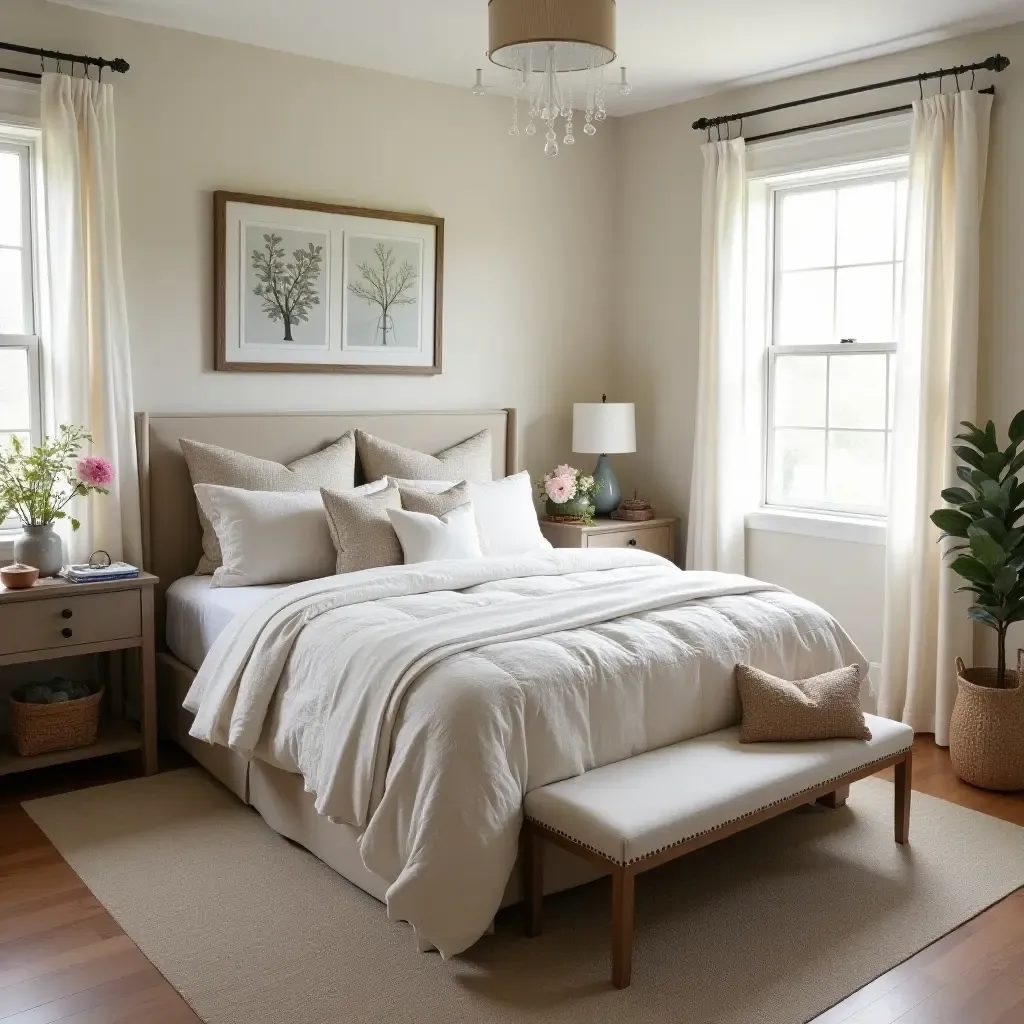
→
(538, 464, 603, 524)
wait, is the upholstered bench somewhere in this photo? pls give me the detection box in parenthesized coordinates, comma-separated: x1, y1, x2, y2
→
(521, 713, 914, 988)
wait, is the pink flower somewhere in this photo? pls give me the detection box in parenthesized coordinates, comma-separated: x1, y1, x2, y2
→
(554, 464, 576, 480)
(545, 474, 577, 503)
(76, 455, 115, 487)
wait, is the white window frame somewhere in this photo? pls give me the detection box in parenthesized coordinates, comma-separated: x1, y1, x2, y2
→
(755, 156, 908, 523)
(0, 128, 45, 532)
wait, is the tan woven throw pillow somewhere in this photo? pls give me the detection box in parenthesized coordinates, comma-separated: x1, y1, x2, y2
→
(736, 664, 871, 743)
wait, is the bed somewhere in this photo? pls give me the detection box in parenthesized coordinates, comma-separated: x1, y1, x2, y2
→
(139, 409, 867, 958)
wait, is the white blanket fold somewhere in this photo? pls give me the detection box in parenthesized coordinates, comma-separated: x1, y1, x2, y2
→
(185, 549, 866, 957)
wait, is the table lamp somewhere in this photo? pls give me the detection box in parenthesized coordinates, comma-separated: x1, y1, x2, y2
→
(572, 396, 636, 516)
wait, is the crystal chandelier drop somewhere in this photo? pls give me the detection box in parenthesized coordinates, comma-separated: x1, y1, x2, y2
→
(486, 0, 630, 157)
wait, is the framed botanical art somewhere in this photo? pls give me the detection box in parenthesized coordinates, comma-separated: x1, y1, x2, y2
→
(214, 191, 443, 374)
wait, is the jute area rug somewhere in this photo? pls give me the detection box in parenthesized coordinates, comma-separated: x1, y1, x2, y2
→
(24, 769, 1024, 1024)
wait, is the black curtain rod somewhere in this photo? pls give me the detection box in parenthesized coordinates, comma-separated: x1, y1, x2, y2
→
(745, 84, 996, 144)
(0, 40, 129, 77)
(693, 53, 1008, 133)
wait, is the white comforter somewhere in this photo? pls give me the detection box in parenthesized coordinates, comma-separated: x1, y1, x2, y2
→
(184, 549, 866, 956)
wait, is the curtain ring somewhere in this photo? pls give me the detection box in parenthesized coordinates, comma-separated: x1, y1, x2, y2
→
(706, 125, 711, 142)
(738, 117, 743, 138)
(725, 119, 731, 141)
(918, 75, 923, 101)
(955, 71, 961, 93)
(971, 69, 976, 90)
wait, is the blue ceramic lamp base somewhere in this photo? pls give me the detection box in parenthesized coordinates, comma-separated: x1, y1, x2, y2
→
(591, 454, 622, 516)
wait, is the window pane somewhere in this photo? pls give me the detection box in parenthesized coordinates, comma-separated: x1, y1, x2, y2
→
(836, 264, 894, 344)
(780, 190, 835, 270)
(0, 248, 25, 333)
(772, 428, 825, 504)
(826, 431, 886, 506)
(0, 348, 30, 430)
(828, 353, 887, 429)
(0, 151, 21, 248)
(895, 178, 908, 260)
(836, 181, 895, 265)
(888, 355, 896, 430)
(777, 269, 834, 346)
(774, 355, 826, 427)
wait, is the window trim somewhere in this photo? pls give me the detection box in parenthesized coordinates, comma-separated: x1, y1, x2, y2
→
(759, 160, 908, 521)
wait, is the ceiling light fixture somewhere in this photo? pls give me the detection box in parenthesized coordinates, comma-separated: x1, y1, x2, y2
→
(484, 0, 630, 157)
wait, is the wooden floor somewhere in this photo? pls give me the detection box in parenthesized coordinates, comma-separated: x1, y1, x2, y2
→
(0, 739, 1021, 1024)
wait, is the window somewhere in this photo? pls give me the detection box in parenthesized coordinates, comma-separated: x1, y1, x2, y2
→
(764, 169, 907, 517)
(0, 133, 43, 527)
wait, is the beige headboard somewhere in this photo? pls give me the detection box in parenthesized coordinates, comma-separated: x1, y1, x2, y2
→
(135, 409, 516, 636)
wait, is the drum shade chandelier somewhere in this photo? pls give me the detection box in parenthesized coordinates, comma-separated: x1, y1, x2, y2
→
(485, 0, 630, 157)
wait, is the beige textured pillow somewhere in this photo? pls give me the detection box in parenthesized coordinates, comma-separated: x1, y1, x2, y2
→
(321, 484, 403, 574)
(356, 429, 492, 483)
(399, 482, 470, 517)
(736, 664, 871, 744)
(181, 434, 357, 574)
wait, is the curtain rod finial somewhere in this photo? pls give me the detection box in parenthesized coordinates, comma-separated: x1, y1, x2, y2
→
(992, 54, 1010, 73)
(111, 57, 129, 73)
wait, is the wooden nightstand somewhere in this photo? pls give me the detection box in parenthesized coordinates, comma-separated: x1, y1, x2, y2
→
(540, 517, 677, 561)
(0, 572, 159, 777)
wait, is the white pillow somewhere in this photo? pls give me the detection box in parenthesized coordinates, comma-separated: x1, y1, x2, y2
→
(467, 471, 553, 556)
(194, 480, 387, 587)
(387, 504, 483, 563)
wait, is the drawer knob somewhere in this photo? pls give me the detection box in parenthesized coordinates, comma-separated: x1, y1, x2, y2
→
(628, 538, 637, 546)
(61, 608, 72, 619)
(61, 627, 73, 639)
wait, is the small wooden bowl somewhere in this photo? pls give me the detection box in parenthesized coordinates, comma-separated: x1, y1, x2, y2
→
(1, 563, 40, 589)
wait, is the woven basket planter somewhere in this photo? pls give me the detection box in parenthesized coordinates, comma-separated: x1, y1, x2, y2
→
(949, 653, 1024, 792)
(9, 687, 103, 758)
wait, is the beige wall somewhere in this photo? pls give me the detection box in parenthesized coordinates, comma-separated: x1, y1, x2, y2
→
(3, 0, 618, 478)
(614, 22, 1024, 661)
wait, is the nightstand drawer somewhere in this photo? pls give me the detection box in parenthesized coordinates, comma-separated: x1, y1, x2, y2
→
(587, 525, 673, 558)
(0, 590, 142, 657)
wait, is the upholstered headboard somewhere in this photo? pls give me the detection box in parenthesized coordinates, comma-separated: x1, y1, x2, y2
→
(135, 409, 517, 635)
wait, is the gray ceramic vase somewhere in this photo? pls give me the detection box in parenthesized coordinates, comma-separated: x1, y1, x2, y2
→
(14, 524, 65, 578)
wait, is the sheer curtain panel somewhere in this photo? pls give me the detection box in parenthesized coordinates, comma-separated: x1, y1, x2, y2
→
(41, 72, 141, 565)
(879, 91, 992, 744)
(686, 138, 748, 572)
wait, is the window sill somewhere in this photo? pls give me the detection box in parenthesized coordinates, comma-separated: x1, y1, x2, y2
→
(745, 508, 886, 546)
(0, 529, 16, 565)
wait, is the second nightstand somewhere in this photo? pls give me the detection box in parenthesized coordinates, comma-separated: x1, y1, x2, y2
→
(540, 516, 677, 562)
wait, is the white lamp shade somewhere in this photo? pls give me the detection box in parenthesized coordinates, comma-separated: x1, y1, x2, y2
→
(572, 403, 636, 455)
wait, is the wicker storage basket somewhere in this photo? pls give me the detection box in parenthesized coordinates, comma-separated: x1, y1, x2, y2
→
(9, 687, 103, 758)
(949, 652, 1024, 791)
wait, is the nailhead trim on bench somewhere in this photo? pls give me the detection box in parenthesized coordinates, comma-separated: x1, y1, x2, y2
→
(526, 746, 913, 867)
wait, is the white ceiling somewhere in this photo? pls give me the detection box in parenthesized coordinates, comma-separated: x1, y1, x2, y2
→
(50, 0, 1024, 115)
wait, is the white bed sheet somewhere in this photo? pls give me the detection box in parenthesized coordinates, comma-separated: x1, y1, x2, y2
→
(165, 575, 284, 671)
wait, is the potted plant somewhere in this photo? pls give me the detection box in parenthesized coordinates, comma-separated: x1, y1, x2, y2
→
(930, 414, 1024, 790)
(539, 465, 603, 525)
(0, 426, 114, 577)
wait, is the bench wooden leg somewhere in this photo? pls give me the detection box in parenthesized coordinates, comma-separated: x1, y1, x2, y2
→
(611, 866, 635, 989)
(895, 750, 912, 845)
(817, 784, 850, 809)
(523, 822, 543, 937)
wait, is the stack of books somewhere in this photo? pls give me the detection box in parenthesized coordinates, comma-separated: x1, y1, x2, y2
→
(61, 562, 140, 584)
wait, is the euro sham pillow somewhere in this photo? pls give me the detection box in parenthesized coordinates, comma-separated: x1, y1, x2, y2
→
(467, 471, 552, 556)
(181, 433, 357, 574)
(735, 664, 871, 744)
(388, 504, 483, 563)
(320, 484, 403, 574)
(193, 484, 340, 588)
(356, 429, 493, 484)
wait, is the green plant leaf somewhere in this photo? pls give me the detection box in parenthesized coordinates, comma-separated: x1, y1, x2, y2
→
(1009, 409, 1024, 443)
(940, 487, 975, 505)
(985, 420, 999, 450)
(931, 509, 972, 537)
(955, 426, 994, 453)
(950, 554, 995, 584)
(954, 445, 985, 470)
(970, 530, 1007, 569)
(994, 566, 1018, 597)
(968, 605, 1002, 629)
(983, 451, 1010, 478)
(970, 518, 1008, 543)
(70, 518, 80, 531)
(956, 465, 980, 490)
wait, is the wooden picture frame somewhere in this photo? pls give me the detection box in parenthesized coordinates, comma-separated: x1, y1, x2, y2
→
(214, 191, 443, 375)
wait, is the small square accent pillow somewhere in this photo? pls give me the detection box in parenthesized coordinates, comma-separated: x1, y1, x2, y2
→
(736, 664, 871, 744)
(320, 484, 403, 574)
(399, 482, 470, 517)
(356, 429, 493, 484)
(388, 504, 482, 563)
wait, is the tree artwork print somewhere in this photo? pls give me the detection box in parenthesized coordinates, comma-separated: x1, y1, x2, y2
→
(347, 242, 419, 346)
(251, 232, 324, 342)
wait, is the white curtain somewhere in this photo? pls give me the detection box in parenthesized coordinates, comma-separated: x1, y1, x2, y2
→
(879, 91, 992, 744)
(686, 138, 749, 572)
(41, 73, 141, 566)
